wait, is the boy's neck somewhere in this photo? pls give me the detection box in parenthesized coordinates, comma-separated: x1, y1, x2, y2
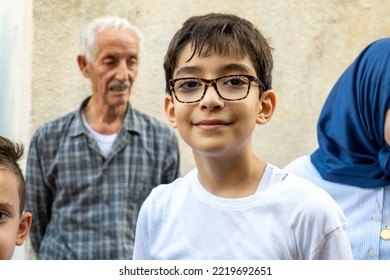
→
(194, 153, 266, 198)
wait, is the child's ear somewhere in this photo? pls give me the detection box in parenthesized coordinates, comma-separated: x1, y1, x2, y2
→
(15, 212, 32, 246)
(77, 55, 91, 78)
(256, 90, 276, 125)
(164, 96, 177, 128)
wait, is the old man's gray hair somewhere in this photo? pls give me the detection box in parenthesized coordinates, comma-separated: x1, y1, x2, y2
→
(80, 16, 143, 62)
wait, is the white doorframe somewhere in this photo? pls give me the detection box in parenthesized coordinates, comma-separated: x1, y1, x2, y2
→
(0, 0, 33, 260)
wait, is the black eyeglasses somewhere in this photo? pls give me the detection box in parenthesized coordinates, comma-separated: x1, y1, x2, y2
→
(169, 74, 265, 103)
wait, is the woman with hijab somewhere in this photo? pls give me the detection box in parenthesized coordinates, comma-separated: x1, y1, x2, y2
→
(284, 38, 390, 260)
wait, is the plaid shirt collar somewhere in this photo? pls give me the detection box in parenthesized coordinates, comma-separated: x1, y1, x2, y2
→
(69, 96, 141, 138)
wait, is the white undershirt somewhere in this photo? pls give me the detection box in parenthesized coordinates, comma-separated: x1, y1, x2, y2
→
(82, 113, 118, 158)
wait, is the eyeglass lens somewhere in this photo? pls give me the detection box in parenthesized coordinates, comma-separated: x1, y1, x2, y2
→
(173, 75, 252, 103)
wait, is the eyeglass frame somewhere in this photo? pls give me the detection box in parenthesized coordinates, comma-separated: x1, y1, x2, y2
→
(169, 74, 266, 103)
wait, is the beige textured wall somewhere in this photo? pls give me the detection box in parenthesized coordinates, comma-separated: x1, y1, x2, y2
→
(31, 0, 390, 176)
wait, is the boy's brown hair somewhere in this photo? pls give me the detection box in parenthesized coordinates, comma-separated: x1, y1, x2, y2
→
(163, 13, 273, 95)
(0, 136, 26, 214)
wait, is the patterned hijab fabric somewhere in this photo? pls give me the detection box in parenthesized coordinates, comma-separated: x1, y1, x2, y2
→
(311, 38, 390, 188)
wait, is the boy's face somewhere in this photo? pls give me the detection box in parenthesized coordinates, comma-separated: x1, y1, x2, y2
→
(165, 43, 275, 158)
(0, 170, 31, 260)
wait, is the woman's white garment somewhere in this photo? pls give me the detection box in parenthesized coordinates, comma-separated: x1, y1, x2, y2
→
(284, 155, 390, 260)
(133, 163, 352, 259)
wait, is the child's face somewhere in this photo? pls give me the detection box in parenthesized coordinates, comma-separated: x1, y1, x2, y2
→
(165, 43, 275, 158)
(0, 170, 31, 260)
(384, 109, 390, 146)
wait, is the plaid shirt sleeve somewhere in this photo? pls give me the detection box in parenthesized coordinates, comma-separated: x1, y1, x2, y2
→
(25, 127, 55, 253)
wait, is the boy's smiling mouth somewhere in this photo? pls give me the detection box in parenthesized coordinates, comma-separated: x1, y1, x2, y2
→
(194, 119, 231, 130)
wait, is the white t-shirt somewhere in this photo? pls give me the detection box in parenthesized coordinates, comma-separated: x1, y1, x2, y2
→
(133, 163, 352, 260)
(82, 113, 117, 158)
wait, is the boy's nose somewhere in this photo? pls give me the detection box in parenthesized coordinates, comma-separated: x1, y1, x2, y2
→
(199, 85, 224, 110)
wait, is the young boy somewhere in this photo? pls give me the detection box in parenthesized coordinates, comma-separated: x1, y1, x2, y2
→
(133, 13, 352, 260)
(0, 136, 32, 260)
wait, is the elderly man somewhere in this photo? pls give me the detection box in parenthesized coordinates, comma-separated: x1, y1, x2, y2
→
(26, 16, 180, 259)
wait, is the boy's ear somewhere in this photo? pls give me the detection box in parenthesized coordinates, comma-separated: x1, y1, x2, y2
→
(15, 212, 32, 246)
(256, 90, 276, 125)
(164, 96, 177, 128)
(77, 55, 91, 78)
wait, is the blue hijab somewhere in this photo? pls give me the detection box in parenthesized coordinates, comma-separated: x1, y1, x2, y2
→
(311, 38, 390, 188)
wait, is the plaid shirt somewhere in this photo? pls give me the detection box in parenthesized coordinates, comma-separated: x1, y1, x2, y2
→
(26, 98, 180, 259)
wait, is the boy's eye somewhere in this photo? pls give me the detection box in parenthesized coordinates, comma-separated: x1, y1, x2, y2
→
(0, 211, 7, 222)
(176, 79, 203, 90)
(0, 204, 14, 222)
(223, 76, 248, 86)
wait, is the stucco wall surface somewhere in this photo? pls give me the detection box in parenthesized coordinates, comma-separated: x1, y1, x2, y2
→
(31, 0, 390, 176)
